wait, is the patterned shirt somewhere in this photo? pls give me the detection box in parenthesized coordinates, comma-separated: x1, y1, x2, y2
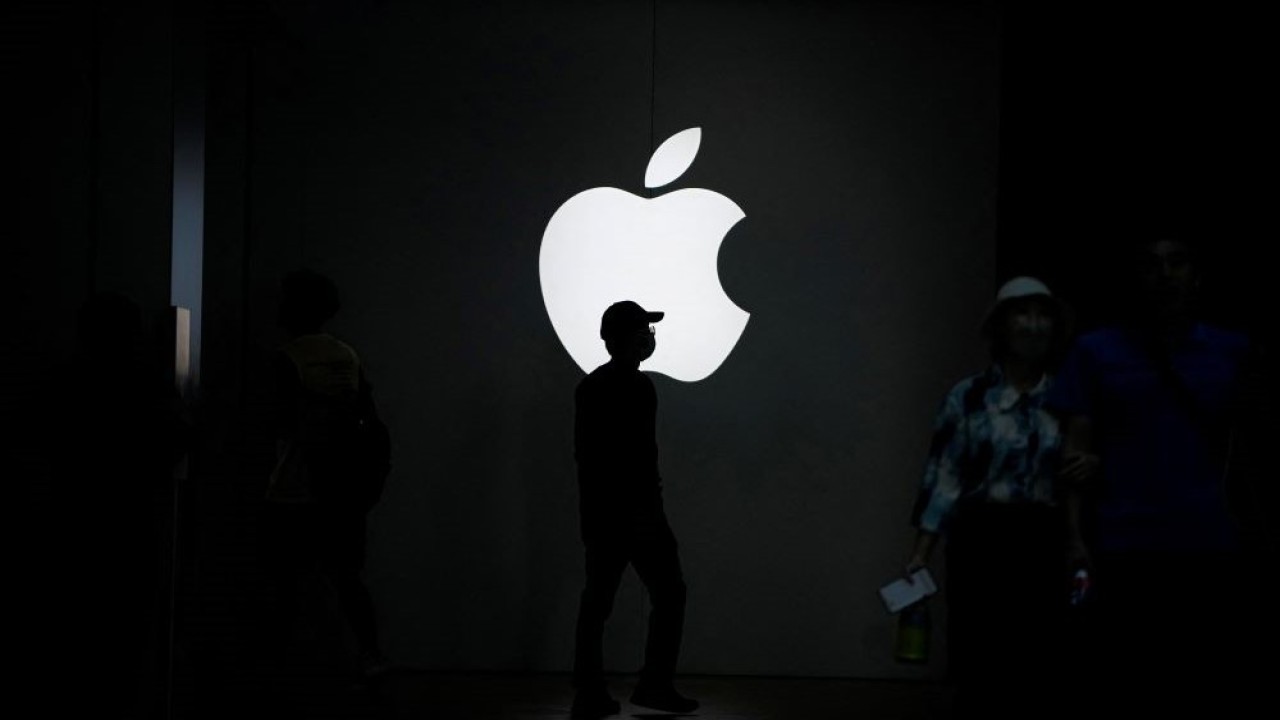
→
(912, 366, 1064, 533)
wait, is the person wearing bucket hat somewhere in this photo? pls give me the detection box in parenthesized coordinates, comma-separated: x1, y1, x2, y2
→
(903, 276, 1077, 718)
(978, 276, 1076, 365)
(570, 301, 697, 719)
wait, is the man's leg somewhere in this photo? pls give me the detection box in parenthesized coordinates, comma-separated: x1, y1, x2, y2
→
(257, 503, 314, 675)
(318, 510, 384, 674)
(629, 518, 696, 712)
(573, 540, 629, 691)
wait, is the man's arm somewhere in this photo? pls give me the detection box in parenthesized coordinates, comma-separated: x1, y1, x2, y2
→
(1047, 336, 1102, 569)
(573, 382, 595, 470)
(905, 387, 967, 575)
(1060, 414, 1098, 570)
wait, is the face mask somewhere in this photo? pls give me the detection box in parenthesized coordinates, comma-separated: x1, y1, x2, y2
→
(1008, 316, 1052, 360)
(638, 334, 656, 362)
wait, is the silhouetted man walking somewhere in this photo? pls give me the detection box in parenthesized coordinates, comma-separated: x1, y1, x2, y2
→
(571, 301, 698, 719)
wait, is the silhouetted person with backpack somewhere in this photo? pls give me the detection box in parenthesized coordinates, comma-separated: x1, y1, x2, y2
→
(261, 269, 390, 683)
(571, 301, 697, 719)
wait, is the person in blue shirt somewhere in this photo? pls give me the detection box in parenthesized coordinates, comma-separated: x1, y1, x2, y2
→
(1048, 233, 1256, 715)
(905, 276, 1082, 719)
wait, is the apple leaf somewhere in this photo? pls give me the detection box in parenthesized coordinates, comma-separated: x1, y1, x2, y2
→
(644, 128, 701, 189)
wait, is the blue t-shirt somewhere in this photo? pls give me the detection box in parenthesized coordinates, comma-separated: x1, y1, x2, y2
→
(1047, 323, 1250, 552)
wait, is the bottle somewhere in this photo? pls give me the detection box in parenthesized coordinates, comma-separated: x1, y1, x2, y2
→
(1070, 568, 1091, 606)
(895, 600, 930, 663)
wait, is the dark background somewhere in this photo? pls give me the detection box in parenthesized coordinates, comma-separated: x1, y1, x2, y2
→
(5, 0, 1270, 704)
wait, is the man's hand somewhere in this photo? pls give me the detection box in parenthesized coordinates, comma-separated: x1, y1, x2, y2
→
(1058, 451, 1100, 488)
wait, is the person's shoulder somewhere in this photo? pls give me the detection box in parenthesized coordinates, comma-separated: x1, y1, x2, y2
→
(577, 363, 652, 395)
(949, 368, 996, 395)
(333, 333, 359, 350)
(282, 332, 361, 365)
(1074, 325, 1128, 349)
(1195, 323, 1250, 352)
(942, 369, 997, 408)
(318, 333, 361, 362)
(577, 364, 609, 394)
(1057, 325, 1133, 367)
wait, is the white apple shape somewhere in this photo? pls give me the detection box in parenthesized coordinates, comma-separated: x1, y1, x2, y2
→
(539, 128, 749, 382)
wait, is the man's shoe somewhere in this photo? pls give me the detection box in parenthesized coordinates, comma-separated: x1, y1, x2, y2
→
(630, 684, 699, 713)
(571, 689, 621, 719)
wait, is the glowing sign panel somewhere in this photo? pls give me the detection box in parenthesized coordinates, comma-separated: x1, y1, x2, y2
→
(539, 128, 749, 382)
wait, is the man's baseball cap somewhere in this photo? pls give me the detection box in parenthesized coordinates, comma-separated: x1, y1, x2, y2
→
(600, 300, 664, 341)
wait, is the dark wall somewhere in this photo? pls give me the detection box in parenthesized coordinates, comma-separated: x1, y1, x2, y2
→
(997, 3, 1271, 339)
(7, 1, 174, 364)
(7, 4, 176, 515)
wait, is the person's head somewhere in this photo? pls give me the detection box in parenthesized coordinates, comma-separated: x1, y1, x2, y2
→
(278, 269, 340, 335)
(1130, 233, 1201, 322)
(600, 300, 663, 366)
(982, 276, 1067, 366)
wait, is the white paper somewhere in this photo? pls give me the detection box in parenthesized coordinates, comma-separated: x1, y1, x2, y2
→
(878, 569, 937, 614)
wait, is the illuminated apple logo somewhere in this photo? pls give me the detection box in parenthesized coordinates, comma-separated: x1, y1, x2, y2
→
(539, 128, 749, 382)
